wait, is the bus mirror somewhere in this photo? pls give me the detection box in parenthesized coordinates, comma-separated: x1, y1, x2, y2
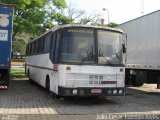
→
(122, 33, 127, 53)
(122, 44, 126, 53)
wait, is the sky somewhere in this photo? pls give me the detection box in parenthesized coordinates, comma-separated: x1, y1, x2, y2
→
(65, 0, 160, 24)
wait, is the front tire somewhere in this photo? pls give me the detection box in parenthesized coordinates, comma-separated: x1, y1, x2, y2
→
(45, 76, 50, 92)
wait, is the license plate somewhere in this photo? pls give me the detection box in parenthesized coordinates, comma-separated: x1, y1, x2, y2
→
(91, 89, 102, 93)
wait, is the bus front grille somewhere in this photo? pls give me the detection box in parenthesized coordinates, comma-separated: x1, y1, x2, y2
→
(65, 73, 117, 87)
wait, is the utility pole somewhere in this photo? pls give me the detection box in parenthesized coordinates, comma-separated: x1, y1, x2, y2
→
(102, 8, 110, 24)
(141, 0, 144, 16)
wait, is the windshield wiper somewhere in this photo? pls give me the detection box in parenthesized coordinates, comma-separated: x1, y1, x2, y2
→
(78, 54, 95, 65)
(98, 55, 113, 65)
(78, 47, 95, 65)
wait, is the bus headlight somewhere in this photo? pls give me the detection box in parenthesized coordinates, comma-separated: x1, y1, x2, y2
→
(72, 89, 78, 94)
(113, 89, 117, 94)
(118, 89, 123, 94)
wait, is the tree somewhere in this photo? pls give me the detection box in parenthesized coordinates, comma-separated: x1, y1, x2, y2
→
(107, 22, 119, 28)
(78, 12, 102, 25)
(12, 39, 27, 54)
(54, 3, 85, 24)
(1, 0, 67, 40)
(63, 4, 102, 25)
(67, 4, 85, 22)
(53, 13, 73, 24)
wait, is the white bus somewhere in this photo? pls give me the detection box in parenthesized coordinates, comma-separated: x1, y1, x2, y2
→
(26, 25, 126, 97)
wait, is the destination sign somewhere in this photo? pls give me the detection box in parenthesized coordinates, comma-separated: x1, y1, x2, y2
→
(68, 29, 93, 33)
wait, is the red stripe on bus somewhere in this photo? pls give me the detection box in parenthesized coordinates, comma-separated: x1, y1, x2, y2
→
(101, 81, 117, 84)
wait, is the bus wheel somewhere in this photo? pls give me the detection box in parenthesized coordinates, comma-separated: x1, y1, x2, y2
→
(45, 76, 50, 92)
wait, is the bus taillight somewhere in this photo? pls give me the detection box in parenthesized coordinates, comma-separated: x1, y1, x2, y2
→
(54, 64, 58, 71)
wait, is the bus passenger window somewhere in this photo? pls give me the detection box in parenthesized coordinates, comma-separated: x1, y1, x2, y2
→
(54, 33, 61, 63)
(44, 33, 51, 52)
(49, 32, 60, 63)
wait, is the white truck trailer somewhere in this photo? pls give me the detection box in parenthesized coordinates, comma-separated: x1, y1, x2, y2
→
(118, 10, 160, 87)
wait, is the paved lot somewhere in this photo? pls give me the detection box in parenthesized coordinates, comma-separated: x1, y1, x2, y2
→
(0, 78, 160, 120)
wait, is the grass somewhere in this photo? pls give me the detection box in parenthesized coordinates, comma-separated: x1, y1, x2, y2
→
(10, 70, 25, 78)
(11, 61, 25, 66)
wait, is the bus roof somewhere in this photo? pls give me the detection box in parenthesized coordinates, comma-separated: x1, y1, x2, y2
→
(50, 24, 123, 33)
(29, 24, 123, 44)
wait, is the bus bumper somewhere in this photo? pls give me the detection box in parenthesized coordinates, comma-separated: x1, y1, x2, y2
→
(58, 86, 125, 97)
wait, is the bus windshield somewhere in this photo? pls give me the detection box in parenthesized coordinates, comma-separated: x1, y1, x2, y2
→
(60, 27, 123, 65)
(61, 28, 95, 64)
(98, 30, 122, 65)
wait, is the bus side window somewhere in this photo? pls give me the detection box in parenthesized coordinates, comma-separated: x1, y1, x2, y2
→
(26, 45, 28, 55)
(50, 33, 56, 63)
(31, 42, 34, 55)
(38, 37, 45, 53)
(30, 44, 32, 55)
(41, 37, 45, 52)
(28, 44, 31, 55)
(34, 41, 38, 54)
(54, 32, 61, 63)
(44, 33, 51, 52)
(49, 31, 61, 63)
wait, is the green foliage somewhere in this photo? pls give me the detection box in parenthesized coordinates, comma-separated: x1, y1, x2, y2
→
(107, 22, 119, 28)
(1, 0, 68, 53)
(1, 0, 67, 40)
(11, 70, 25, 78)
(78, 18, 91, 25)
(54, 13, 73, 24)
(54, 0, 67, 9)
(12, 39, 27, 54)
